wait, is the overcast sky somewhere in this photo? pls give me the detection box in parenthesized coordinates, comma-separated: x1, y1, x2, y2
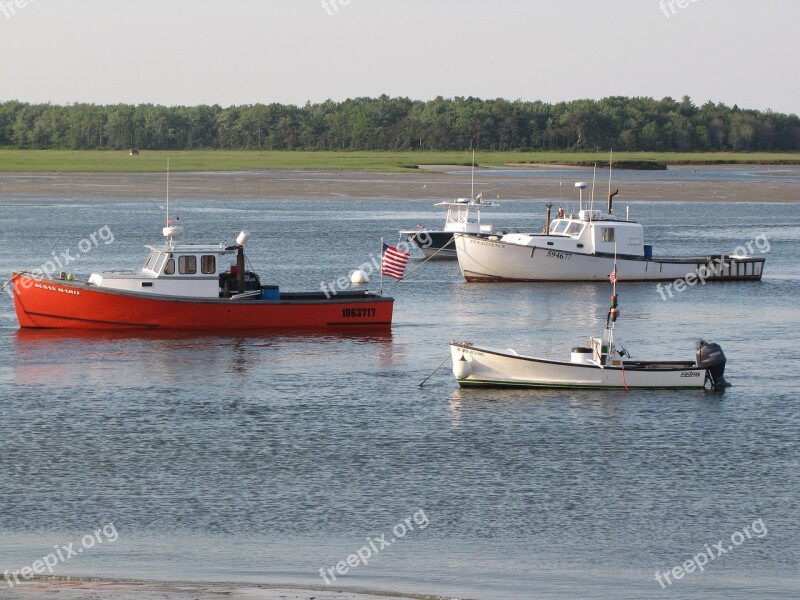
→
(0, 0, 797, 113)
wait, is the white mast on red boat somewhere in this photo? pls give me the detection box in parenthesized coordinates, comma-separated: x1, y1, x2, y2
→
(166, 158, 169, 228)
(162, 158, 183, 246)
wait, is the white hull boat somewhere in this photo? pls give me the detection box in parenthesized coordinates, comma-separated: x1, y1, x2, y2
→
(401, 153, 499, 259)
(450, 340, 726, 390)
(455, 233, 764, 282)
(401, 196, 497, 259)
(455, 186, 765, 282)
(450, 271, 729, 391)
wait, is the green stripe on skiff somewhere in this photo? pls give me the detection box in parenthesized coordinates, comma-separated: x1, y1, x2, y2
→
(456, 378, 705, 391)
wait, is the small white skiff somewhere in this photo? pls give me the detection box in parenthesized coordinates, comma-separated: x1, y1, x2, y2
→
(450, 339, 727, 390)
(450, 267, 729, 391)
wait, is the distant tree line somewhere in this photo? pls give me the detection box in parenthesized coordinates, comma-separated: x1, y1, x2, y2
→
(1, 95, 798, 152)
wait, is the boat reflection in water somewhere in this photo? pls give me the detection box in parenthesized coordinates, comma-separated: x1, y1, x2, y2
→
(12, 327, 394, 387)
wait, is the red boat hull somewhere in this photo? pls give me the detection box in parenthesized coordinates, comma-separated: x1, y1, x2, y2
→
(10, 273, 393, 331)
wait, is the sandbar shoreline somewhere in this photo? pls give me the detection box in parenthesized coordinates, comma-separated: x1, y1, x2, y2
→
(3, 576, 454, 600)
(0, 167, 798, 203)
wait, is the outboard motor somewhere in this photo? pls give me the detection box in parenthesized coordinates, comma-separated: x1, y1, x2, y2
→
(695, 339, 729, 390)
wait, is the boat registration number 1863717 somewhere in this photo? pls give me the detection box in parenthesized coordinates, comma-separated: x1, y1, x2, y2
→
(342, 308, 376, 318)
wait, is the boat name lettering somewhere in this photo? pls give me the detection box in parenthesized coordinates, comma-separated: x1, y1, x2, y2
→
(342, 307, 376, 318)
(464, 349, 485, 357)
(546, 250, 571, 260)
(34, 282, 81, 296)
(471, 239, 504, 248)
(681, 372, 701, 378)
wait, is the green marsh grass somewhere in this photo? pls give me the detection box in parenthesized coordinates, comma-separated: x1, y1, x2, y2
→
(1, 149, 799, 173)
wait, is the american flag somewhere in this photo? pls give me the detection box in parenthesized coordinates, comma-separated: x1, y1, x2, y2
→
(382, 244, 411, 280)
(609, 269, 618, 283)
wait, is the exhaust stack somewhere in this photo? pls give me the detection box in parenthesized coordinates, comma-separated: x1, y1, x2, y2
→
(545, 202, 552, 235)
(608, 189, 619, 215)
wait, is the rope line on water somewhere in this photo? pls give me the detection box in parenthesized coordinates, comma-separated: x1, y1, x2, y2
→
(401, 235, 456, 280)
(419, 352, 453, 387)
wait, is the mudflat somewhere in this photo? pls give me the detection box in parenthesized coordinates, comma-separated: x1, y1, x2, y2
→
(0, 167, 797, 202)
(3, 579, 437, 600)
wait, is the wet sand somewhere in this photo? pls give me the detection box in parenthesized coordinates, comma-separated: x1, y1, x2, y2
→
(5, 578, 450, 600)
(0, 167, 797, 202)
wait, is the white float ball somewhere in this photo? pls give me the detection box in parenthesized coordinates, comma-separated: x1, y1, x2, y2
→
(350, 270, 369, 285)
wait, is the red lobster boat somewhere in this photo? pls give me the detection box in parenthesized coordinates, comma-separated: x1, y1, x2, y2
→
(9, 227, 393, 331)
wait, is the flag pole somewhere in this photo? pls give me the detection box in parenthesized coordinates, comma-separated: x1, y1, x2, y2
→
(610, 243, 618, 346)
(613, 242, 618, 296)
(380, 237, 384, 296)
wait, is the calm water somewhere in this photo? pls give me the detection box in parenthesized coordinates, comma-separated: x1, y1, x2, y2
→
(1, 176, 799, 599)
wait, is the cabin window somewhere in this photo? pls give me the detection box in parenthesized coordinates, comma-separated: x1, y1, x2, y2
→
(164, 259, 175, 275)
(550, 221, 569, 235)
(143, 251, 158, 271)
(201, 255, 216, 274)
(154, 253, 167, 274)
(567, 222, 584, 236)
(601, 227, 615, 242)
(452, 207, 468, 224)
(178, 255, 197, 274)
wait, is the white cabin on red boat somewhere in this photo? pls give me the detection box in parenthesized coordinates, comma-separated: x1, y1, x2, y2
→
(87, 227, 255, 298)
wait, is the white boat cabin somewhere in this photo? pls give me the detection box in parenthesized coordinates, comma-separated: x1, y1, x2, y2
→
(499, 210, 645, 257)
(437, 198, 497, 234)
(88, 231, 256, 298)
